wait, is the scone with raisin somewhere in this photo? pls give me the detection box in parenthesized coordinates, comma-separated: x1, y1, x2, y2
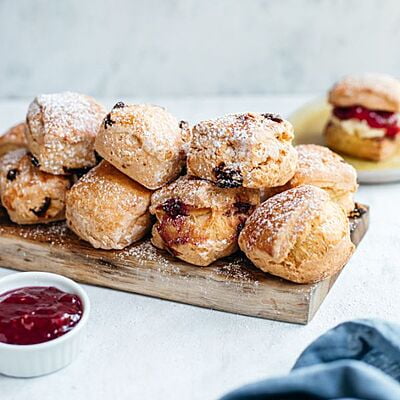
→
(150, 176, 260, 266)
(0, 149, 71, 224)
(187, 112, 297, 189)
(95, 103, 190, 190)
(25, 92, 106, 174)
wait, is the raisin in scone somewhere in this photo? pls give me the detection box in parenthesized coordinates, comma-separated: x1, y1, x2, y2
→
(95, 103, 190, 190)
(26, 92, 106, 174)
(0, 149, 71, 224)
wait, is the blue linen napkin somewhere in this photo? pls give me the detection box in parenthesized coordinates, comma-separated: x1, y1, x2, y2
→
(221, 319, 400, 400)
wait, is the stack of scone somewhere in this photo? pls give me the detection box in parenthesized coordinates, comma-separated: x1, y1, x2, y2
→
(0, 95, 360, 284)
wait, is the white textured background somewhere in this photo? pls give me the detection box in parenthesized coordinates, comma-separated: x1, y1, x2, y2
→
(1, 0, 400, 98)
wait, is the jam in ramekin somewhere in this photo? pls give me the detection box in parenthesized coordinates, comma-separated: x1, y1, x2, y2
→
(333, 105, 400, 138)
(0, 286, 83, 345)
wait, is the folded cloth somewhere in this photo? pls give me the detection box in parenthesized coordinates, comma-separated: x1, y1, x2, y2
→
(221, 319, 400, 400)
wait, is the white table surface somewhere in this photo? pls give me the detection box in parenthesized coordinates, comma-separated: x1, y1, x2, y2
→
(0, 96, 398, 400)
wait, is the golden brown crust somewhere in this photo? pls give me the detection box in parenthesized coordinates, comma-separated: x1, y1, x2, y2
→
(328, 73, 400, 112)
(261, 145, 358, 214)
(26, 92, 106, 175)
(0, 149, 71, 224)
(66, 160, 152, 250)
(324, 121, 398, 161)
(94, 103, 189, 190)
(150, 176, 260, 266)
(187, 113, 297, 189)
(0, 122, 28, 156)
(239, 185, 354, 284)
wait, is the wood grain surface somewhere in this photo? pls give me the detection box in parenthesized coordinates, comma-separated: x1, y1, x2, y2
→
(0, 204, 369, 324)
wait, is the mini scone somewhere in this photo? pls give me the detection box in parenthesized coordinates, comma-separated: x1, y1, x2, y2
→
(0, 149, 71, 224)
(66, 160, 152, 250)
(0, 122, 28, 156)
(187, 112, 297, 189)
(94, 103, 190, 190)
(25, 92, 106, 174)
(325, 74, 400, 161)
(261, 145, 358, 214)
(150, 176, 260, 266)
(239, 185, 354, 284)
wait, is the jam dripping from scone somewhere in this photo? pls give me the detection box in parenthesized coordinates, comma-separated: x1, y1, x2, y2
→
(6, 169, 19, 181)
(333, 105, 400, 138)
(30, 197, 51, 217)
(161, 198, 189, 218)
(213, 162, 243, 188)
(157, 199, 192, 248)
(262, 113, 283, 123)
(104, 113, 115, 129)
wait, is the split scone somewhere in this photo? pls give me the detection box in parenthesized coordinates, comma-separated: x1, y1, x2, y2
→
(239, 185, 354, 284)
(66, 160, 152, 250)
(187, 112, 298, 189)
(0, 122, 28, 156)
(261, 145, 358, 214)
(25, 92, 106, 175)
(0, 149, 71, 224)
(150, 176, 260, 266)
(95, 103, 190, 190)
(325, 74, 400, 161)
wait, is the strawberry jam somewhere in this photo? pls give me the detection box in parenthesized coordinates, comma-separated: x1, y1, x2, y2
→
(333, 105, 400, 138)
(0, 286, 83, 345)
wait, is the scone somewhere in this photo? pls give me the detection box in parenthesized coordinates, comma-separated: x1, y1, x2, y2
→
(261, 144, 358, 214)
(239, 185, 354, 284)
(0, 122, 28, 156)
(95, 103, 190, 190)
(325, 74, 400, 161)
(66, 160, 152, 250)
(25, 92, 106, 174)
(150, 176, 260, 266)
(0, 149, 71, 224)
(187, 112, 297, 189)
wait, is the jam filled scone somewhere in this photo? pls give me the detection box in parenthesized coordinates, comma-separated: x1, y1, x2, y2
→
(0, 122, 28, 156)
(325, 74, 400, 161)
(239, 185, 354, 284)
(66, 160, 152, 250)
(261, 144, 358, 214)
(187, 112, 297, 189)
(150, 176, 260, 266)
(0, 149, 71, 224)
(25, 92, 106, 175)
(95, 103, 190, 190)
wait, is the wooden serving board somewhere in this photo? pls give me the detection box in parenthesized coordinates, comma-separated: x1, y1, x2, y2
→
(0, 205, 369, 324)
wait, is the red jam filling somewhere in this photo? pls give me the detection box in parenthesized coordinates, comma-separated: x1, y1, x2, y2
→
(333, 105, 400, 138)
(0, 286, 83, 345)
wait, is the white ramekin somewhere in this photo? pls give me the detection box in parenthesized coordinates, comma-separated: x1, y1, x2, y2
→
(0, 271, 90, 378)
